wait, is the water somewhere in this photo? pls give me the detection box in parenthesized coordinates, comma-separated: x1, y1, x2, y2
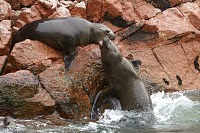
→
(0, 90, 200, 133)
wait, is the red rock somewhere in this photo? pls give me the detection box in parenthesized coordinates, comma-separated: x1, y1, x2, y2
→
(153, 40, 200, 91)
(132, 0, 161, 19)
(39, 45, 106, 119)
(179, 2, 200, 30)
(87, 0, 160, 23)
(70, 1, 86, 18)
(15, 8, 41, 28)
(31, 0, 58, 18)
(59, 0, 75, 11)
(86, 0, 102, 22)
(102, 0, 139, 22)
(18, 0, 36, 6)
(48, 5, 71, 18)
(0, 55, 7, 74)
(5, 0, 20, 10)
(169, 0, 193, 6)
(0, 70, 55, 118)
(0, 0, 11, 20)
(0, 20, 12, 55)
(145, 7, 200, 36)
(4, 39, 63, 74)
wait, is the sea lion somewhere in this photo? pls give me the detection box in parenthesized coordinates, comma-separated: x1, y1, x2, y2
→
(11, 17, 116, 70)
(3, 116, 16, 127)
(91, 38, 152, 119)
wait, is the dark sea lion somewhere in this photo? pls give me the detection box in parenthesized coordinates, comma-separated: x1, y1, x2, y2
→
(11, 17, 116, 70)
(91, 38, 152, 119)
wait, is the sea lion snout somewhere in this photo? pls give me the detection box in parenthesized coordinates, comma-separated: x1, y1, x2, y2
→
(100, 38, 110, 49)
(108, 32, 116, 40)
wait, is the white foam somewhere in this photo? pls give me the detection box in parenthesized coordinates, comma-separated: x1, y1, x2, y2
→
(98, 109, 124, 124)
(151, 91, 195, 124)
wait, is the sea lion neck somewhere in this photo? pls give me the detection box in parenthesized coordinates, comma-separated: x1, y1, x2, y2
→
(89, 24, 99, 44)
(102, 53, 123, 73)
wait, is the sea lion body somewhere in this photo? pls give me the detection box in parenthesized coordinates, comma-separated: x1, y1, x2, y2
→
(12, 17, 116, 69)
(91, 38, 152, 118)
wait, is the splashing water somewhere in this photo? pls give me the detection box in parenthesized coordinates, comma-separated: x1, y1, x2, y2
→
(0, 91, 200, 132)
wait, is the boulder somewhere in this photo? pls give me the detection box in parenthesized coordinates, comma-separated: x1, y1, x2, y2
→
(153, 34, 200, 91)
(59, 0, 76, 11)
(143, 7, 200, 42)
(169, 0, 193, 6)
(39, 45, 107, 119)
(70, 1, 86, 18)
(48, 5, 71, 18)
(86, 0, 160, 25)
(0, 20, 12, 55)
(0, 70, 55, 118)
(4, 40, 63, 75)
(179, 2, 200, 30)
(0, 0, 11, 20)
(5, 0, 20, 10)
(15, 8, 41, 28)
(131, 0, 161, 19)
(18, 0, 36, 7)
(31, 0, 58, 18)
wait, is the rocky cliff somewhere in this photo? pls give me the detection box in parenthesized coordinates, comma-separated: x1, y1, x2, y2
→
(0, 0, 200, 119)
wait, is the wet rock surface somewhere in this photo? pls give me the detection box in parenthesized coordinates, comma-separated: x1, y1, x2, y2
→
(0, 0, 200, 119)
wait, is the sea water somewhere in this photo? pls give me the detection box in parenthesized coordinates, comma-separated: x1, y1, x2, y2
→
(0, 90, 200, 133)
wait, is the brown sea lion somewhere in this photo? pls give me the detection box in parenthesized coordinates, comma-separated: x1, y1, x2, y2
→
(91, 38, 152, 119)
(11, 17, 116, 70)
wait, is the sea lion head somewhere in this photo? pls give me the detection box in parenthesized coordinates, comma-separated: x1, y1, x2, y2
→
(91, 23, 116, 45)
(100, 38, 122, 65)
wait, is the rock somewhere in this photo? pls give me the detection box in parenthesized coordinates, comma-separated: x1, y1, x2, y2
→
(86, 0, 139, 23)
(70, 1, 86, 18)
(102, 0, 140, 22)
(131, 0, 161, 19)
(0, 20, 12, 55)
(144, 7, 200, 40)
(48, 5, 71, 18)
(179, 2, 200, 30)
(39, 45, 107, 119)
(0, 55, 7, 75)
(15, 8, 41, 28)
(31, 0, 58, 18)
(86, 0, 102, 22)
(18, 0, 36, 7)
(153, 36, 200, 91)
(0, 70, 55, 118)
(144, 0, 171, 11)
(169, 0, 193, 6)
(5, 0, 20, 10)
(0, 0, 11, 20)
(4, 40, 63, 75)
(59, 0, 76, 11)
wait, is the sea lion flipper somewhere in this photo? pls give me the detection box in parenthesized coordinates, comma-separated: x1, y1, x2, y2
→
(90, 88, 112, 120)
(131, 59, 142, 70)
(64, 51, 77, 70)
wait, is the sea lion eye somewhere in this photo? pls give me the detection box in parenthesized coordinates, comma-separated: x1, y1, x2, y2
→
(105, 30, 110, 34)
